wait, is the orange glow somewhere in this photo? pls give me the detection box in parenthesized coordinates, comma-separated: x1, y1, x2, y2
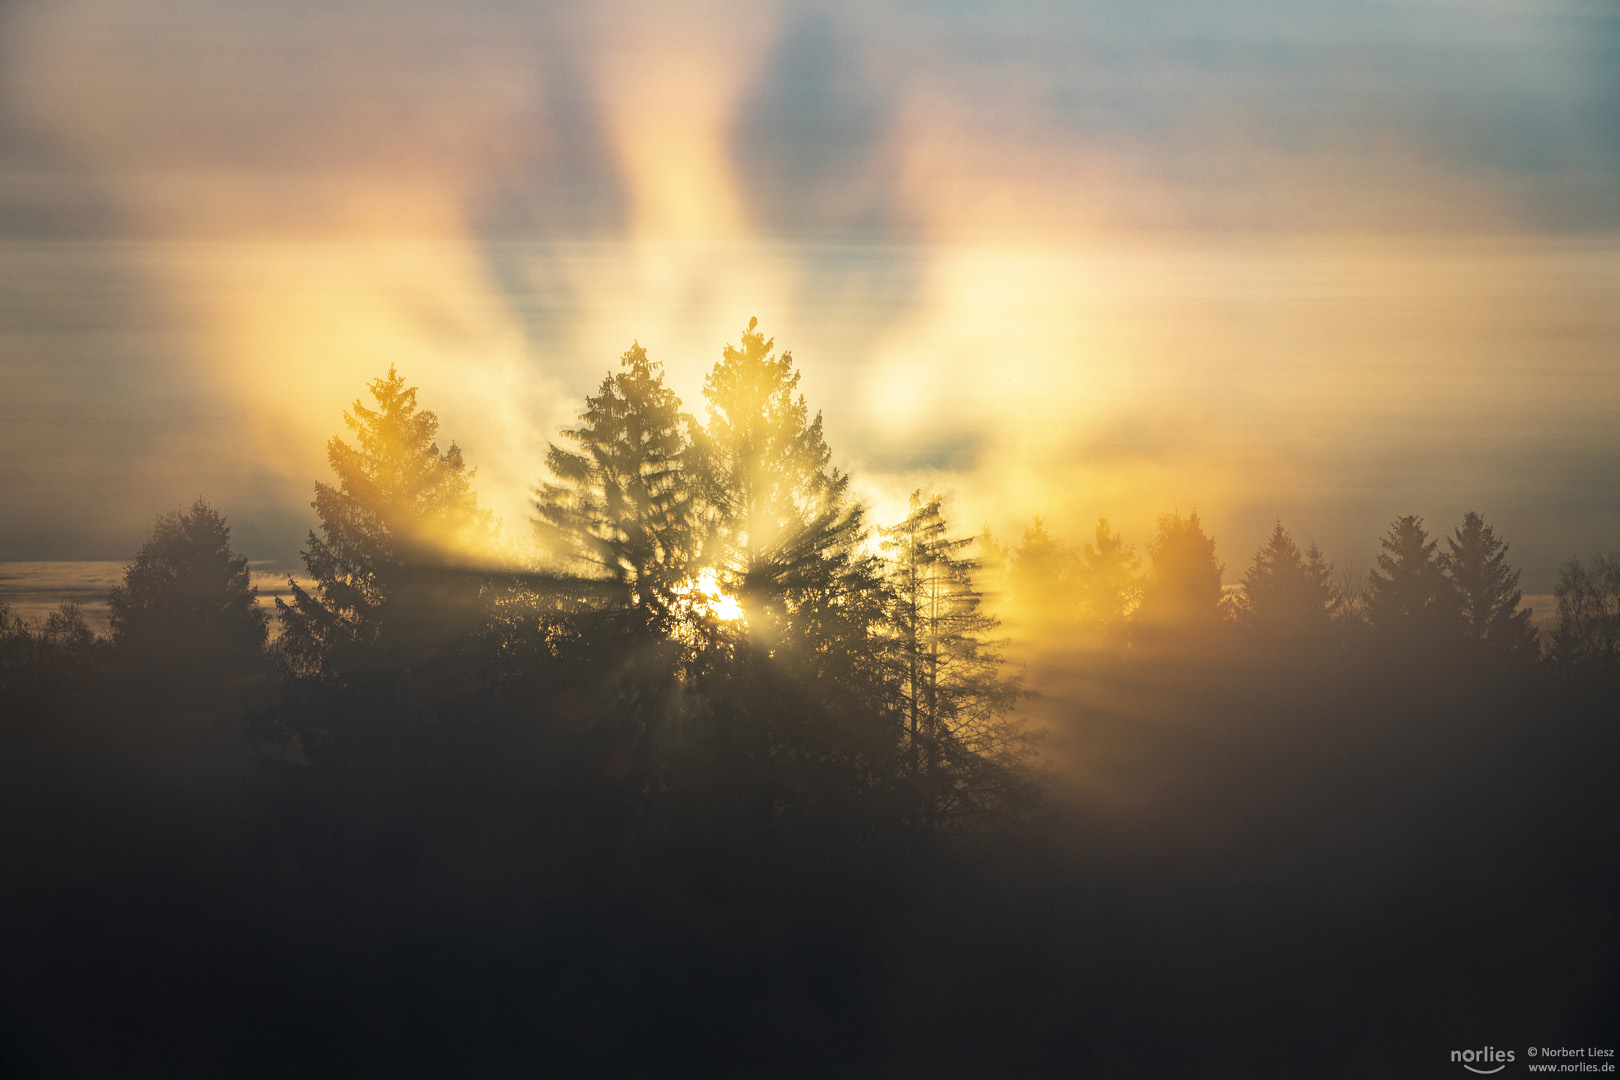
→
(2, 1, 1616, 586)
(677, 567, 745, 624)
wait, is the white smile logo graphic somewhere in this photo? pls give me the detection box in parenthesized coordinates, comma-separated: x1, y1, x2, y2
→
(1452, 1046, 1516, 1074)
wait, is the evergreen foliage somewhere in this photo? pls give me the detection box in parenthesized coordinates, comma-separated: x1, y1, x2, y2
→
(693, 317, 876, 649)
(2, 322, 1615, 1078)
(675, 319, 891, 833)
(1137, 509, 1224, 632)
(276, 366, 492, 680)
(535, 342, 695, 635)
(1443, 510, 1539, 659)
(880, 492, 1032, 831)
(1077, 517, 1140, 630)
(1364, 515, 1456, 640)
(108, 499, 267, 664)
(1008, 517, 1076, 628)
(1234, 521, 1336, 639)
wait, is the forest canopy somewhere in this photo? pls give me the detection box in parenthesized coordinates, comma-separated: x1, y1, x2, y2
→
(1, 319, 1615, 1076)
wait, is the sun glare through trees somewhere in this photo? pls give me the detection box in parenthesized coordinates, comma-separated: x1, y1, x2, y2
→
(2, 2, 1617, 1073)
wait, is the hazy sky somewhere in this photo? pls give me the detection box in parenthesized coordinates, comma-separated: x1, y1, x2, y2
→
(2, 0, 1617, 589)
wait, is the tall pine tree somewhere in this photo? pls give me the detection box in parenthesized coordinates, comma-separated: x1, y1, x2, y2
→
(881, 493, 1029, 832)
(1234, 521, 1336, 640)
(682, 319, 886, 831)
(1137, 510, 1224, 634)
(277, 366, 492, 679)
(693, 317, 879, 650)
(1008, 517, 1078, 630)
(1443, 511, 1538, 660)
(535, 342, 695, 636)
(1365, 515, 1457, 643)
(1077, 518, 1140, 631)
(109, 499, 268, 666)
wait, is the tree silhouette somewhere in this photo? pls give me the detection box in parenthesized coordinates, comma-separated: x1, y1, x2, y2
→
(276, 366, 492, 679)
(1364, 515, 1456, 642)
(0, 600, 100, 708)
(41, 603, 97, 653)
(880, 492, 1030, 831)
(536, 342, 695, 636)
(0, 600, 26, 693)
(676, 318, 887, 831)
(1008, 517, 1077, 630)
(1077, 518, 1140, 632)
(1443, 511, 1538, 660)
(1233, 521, 1336, 640)
(1550, 552, 1620, 670)
(108, 499, 267, 665)
(693, 317, 877, 649)
(1137, 510, 1224, 634)
(976, 524, 1010, 599)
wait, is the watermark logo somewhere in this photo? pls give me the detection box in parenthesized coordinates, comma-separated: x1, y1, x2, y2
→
(1452, 1046, 1515, 1074)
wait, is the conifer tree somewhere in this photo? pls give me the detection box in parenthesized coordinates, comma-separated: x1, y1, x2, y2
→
(1234, 521, 1336, 638)
(1077, 518, 1140, 629)
(109, 499, 268, 663)
(693, 317, 877, 649)
(975, 524, 1010, 614)
(1008, 517, 1077, 629)
(1443, 511, 1538, 659)
(1364, 515, 1457, 641)
(881, 493, 1029, 831)
(276, 366, 492, 678)
(1137, 510, 1224, 633)
(679, 319, 885, 830)
(536, 342, 694, 634)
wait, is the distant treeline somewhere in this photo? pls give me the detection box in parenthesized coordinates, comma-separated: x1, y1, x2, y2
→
(1, 320, 1615, 1076)
(986, 504, 1619, 670)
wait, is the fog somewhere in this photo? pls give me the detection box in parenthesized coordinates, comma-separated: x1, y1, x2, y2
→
(2, 0, 1618, 591)
(2, 6, 1616, 1071)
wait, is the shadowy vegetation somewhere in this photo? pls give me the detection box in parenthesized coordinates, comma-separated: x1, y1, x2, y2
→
(1, 320, 1615, 1076)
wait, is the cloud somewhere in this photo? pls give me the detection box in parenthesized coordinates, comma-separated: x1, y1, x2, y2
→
(0, 0, 1617, 589)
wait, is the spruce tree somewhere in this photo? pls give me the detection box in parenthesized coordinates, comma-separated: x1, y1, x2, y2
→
(1364, 515, 1457, 642)
(276, 366, 492, 678)
(881, 492, 1029, 831)
(684, 318, 886, 829)
(1077, 518, 1140, 630)
(693, 317, 878, 649)
(1008, 517, 1077, 629)
(536, 342, 695, 635)
(1443, 511, 1538, 659)
(1234, 521, 1336, 639)
(109, 499, 268, 664)
(1137, 510, 1224, 633)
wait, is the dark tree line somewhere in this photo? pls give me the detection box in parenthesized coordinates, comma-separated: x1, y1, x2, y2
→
(993, 505, 1586, 669)
(1, 319, 1615, 1077)
(237, 321, 1034, 842)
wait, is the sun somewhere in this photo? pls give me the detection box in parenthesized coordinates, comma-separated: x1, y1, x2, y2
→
(682, 567, 744, 622)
